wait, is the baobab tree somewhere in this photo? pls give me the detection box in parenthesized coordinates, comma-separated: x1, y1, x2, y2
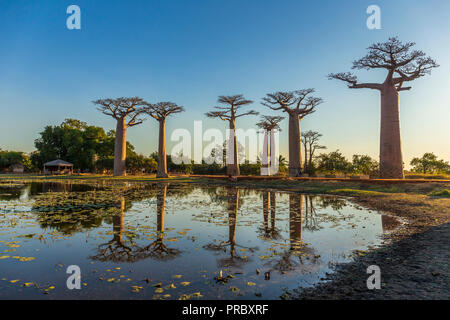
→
(205, 95, 258, 176)
(301, 130, 326, 173)
(142, 102, 184, 178)
(328, 37, 438, 178)
(93, 97, 146, 176)
(262, 90, 323, 176)
(256, 115, 284, 175)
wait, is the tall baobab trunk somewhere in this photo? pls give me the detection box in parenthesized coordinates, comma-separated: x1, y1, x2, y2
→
(380, 85, 404, 178)
(303, 140, 308, 172)
(157, 119, 168, 178)
(269, 130, 278, 175)
(114, 118, 127, 176)
(261, 130, 270, 176)
(288, 113, 302, 176)
(227, 120, 240, 176)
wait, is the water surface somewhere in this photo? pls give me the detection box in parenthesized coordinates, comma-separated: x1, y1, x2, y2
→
(0, 180, 397, 299)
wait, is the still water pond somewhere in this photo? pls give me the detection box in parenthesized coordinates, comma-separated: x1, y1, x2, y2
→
(0, 180, 397, 299)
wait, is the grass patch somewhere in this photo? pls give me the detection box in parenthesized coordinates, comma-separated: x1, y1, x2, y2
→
(406, 173, 450, 180)
(429, 189, 450, 198)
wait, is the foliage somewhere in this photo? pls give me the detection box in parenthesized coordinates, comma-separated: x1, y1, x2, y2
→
(0, 150, 33, 172)
(351, 154, 379, 176)
(33, 119, 136, 172)
(316, 150, 352, 174)
(410, 153, 450, 174)
(429, 189, 450, 198)
(239, 162, 261, 176)
(127, 154, 158, 174)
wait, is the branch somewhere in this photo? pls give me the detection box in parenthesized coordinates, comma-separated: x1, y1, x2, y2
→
(349, 83, 383, 90)
(235, 110, 259, 118)
(205, 111, 230, 121)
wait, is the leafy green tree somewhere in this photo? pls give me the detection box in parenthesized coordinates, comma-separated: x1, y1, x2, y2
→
(410, 153, 450, 174)
(0, 150, 32, 171)
(316, 150, 352, 174)
(351, 154, 379, 176)
(33, 119, 137, 172)
(127, 154, 158, 174)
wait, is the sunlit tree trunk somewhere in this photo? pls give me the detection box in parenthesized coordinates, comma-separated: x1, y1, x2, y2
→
(157, 119, 169, 178)
(269, 130, 278, 175)
(114, 117, 127, 176)
(261, 130, 270, 175)
(380, 85, 404, 178)
(288, 113, 302, 176)
(227, 120, 240, 176)
(303, 141, 308, 172)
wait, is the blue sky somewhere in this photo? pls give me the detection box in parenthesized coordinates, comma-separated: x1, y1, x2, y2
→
(0, 0, 449, 167)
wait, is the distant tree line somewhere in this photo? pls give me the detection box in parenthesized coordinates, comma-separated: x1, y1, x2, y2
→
(2, 119, 448, 177)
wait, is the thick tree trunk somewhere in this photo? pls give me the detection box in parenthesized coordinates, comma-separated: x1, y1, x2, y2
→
(380, 85, 404, 178)
(157, 119, 169, 178)
(303, 141, 308, 172)
(227, 120, 240, 176)
(269, 129, 278, 174)
(113, 117, 127, 176)
(261, 130, 270, 175)
(288, 113, 302, 176)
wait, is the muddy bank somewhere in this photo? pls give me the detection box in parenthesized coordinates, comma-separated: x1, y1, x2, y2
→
(293, 194, 450, 300)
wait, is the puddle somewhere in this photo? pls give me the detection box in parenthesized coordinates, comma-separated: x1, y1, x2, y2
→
(0, 181, 395, 299)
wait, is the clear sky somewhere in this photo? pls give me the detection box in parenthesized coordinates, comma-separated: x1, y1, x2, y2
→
(0, 0, 449, 167)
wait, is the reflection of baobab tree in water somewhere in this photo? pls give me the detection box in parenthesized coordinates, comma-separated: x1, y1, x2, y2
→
(267, 194, 318, 273)
(91, 184, 181, 262)
(204, 187, 256, 267)
(141, 183, 181, 260)
(90, 196, 144, 262)
(303, 195, 319, 231)
(259, 191, 281, 240)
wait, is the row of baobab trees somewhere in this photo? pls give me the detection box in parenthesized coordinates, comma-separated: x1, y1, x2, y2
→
(94, 37, 438, 179)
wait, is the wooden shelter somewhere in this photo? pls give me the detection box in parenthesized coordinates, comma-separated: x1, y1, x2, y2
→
(43, 160, 73, 175)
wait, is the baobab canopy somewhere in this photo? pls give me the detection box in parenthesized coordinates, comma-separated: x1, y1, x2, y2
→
(328, 37, 438, 179)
